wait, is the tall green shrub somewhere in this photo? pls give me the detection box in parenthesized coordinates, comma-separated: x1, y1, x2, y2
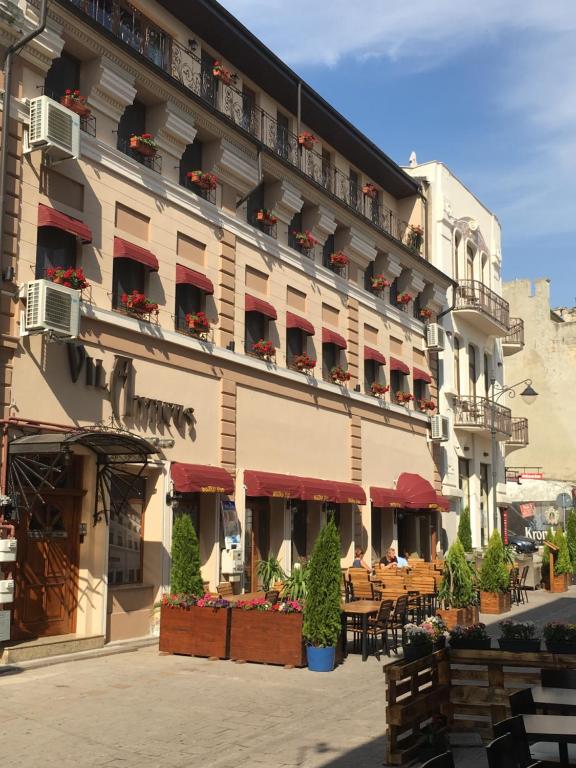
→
(566, 510, 576, 573)
(542, 526, 554, 569)
(437, 538, 476, 609)
(478, 530, 509, 593)
(554, 528, 572, 576)
(170, 514, 204, 595)
(303, 518, 342, 648)
(457, 507, 473, 552)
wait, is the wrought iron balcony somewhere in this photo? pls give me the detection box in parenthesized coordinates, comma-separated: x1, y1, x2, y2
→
(506, 417, 529, 450)
(60, 0, 420, 254)
(453, 280, 510, 336)
(452, 395, 512, 438)
(502, 318, 525, 355)
(117, 136, 162, 173)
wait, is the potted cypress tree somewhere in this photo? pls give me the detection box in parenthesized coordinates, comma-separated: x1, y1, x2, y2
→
(437, 539, 478, 630)
(303, 518, 342, 672)
(478, 530, 511, 614)
(567, 510, 576, 583)
(551, 528, 572, 592)
(458, 507, 473, 554)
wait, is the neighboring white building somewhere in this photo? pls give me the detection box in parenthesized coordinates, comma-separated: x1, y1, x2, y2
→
(406, 160, 526, 549)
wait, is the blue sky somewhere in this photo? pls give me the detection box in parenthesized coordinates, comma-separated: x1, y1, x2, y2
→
(221, 1, 576, 307)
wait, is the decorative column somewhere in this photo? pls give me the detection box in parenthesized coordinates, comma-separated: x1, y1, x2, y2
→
(204, 137, 259, 214)
(336, 228, 377, 285)
(397, 266, 426, 300)
(420, 283, 446, 317)
(264, 180, 303, 243)
(148, 101, 197, 184)
(302, 204, 336, 264)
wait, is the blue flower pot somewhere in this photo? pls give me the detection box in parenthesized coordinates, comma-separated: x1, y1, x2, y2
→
(306, 645, 335, 672)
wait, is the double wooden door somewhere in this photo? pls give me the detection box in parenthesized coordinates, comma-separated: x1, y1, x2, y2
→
(246, 499, 270, 592)
(13, 494, 80, 640)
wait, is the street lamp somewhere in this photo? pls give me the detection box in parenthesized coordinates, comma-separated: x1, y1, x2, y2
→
(489, 377, 538, 537)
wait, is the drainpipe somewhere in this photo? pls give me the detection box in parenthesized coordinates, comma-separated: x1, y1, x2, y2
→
(0, 0, 48, 280)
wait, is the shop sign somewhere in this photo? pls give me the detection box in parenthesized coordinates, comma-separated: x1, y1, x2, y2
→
(520, 472, 543, 480)
(67, 344, 194, 429)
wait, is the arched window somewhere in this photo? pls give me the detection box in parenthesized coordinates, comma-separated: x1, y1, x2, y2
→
(454, 337, 461, 396)
(466, 243, 475, 281)
(468, 344, 477, 399)
(453, 231, 461, 281)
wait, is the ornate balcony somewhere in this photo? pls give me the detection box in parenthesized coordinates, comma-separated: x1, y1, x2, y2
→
(453, 280, 510, 336)
(452, 395, 512, 439)
(502, 318, 525, 355)
(505, 417, 529, 451)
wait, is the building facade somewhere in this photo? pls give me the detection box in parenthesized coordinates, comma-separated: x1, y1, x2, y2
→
(0, 0, 452, 648)
(406, 160, 525, 549)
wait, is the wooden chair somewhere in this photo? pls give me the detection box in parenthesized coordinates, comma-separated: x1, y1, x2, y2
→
(217, 582, 233, 597)
(509, 688, 536, 716)
(265, 590, 279, 604)
(493, 716, 542, 768)
(486, 733, 522, 768)
(420, 753, 455, 768)
(348, 569, 375, 600)
(541, 669, 576, 689)
(353, 599, 393, 658)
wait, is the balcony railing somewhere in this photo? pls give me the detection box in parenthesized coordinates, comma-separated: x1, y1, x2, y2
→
(117, 135, 162, 173)
(503, 318, 525, 347)
(454, 280, 510, 330)
(506, 417, 529, 447)
(59, 0, 420, 254)
(452, 395, 512, 437)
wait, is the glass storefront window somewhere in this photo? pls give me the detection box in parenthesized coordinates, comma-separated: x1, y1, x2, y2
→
(108, 474, 146, 586)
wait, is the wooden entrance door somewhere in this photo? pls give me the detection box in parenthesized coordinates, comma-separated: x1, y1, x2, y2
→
(247, 499, 270, 591)
(13, 494, 80, 640)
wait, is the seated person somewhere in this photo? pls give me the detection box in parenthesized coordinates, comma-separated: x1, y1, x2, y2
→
(379, 547, 398, 569)
(351, 547, 371, 571)
(396, 553, 409, 568)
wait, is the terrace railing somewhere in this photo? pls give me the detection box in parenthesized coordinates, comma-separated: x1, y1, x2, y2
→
(453, 395, 512, 437)
(454, 279, 510, 330)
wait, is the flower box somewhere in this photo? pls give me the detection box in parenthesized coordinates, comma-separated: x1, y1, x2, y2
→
(159, 604, 231, 658)
(129, 134, 157, 157)
(397, 293, 413, 305)
(419, 308, 433, 321)
(298, 132, 316, 150)
(371, 383, 389, 397)
(121, 291, 159, 317)
(252, 340, 276, 360)
(47, 267, 89, 291)
(256, 209, 278, 226)
(293, 354, 316, 374)
(480, 591, 511, 614)
(450, 638, 492, 650)
(362, 183, 378, 199)
(186, 311, 211, 339)
(437, 606, 479, 631)
(497, 639, 541, 652)
(330, 366, 351, 385)
(402, 642, 432, 662)
(212, 60, 236, 86)
(418, 399, 436, 413)
(229, 610, 306, 667)
(187, 171, 218, 190)
(396, 392, 415, 405)
(370, 275, 391, 293)
(329, 251, 349, 270)
(543, 622, 576, 652)
(292, 230, 318, 251)
(60, 90, 91, 118)
(545, 642, 576, 653)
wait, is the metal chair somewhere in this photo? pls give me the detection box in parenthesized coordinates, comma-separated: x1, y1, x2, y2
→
(541, 668, 576, 689)
(420, 752, 455, 768)
(518, 566, 529, 604)
(509, 688, 536, 716)
(362, 599, 393, 658)
(493, 716, 542, 768)
(389, 595, 408, 654)
(508, 567, 520, 605)
(486, 733, 522, 768)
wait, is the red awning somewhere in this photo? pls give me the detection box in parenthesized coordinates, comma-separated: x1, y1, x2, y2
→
(172, 462, 234, 494)
(114, 237, 159, 271)
(370, 487, 406, 508)
(331, 482, 366, 505)
(176, 264, 214, 294)
(396, 473, 447, 511)
(390, 357, 410, 375)
(364, 347, 386, 365)
(299, 477, 365, 504)
(38, 203, 92, 243)
(413, 367, 432, 383)
(245, 294, 277, 320)
(244, 470, 301, 498)
(286, 311, 315, 336)
(322, 328, 347, 349)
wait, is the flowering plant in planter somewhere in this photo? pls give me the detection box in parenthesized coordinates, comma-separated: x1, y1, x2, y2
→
(499, 620, 537, 641)
(256, 208, 278, 226)
(330, 365, 351, 384)
(418, 399, 436, 412)
(543, 622, 576, 652)
(60, 89, 90, 117)
(403, 623, 434, 660)
(370, 274, 391, 292)
(187, 170, 218, 190)
(407, 224, 424, 251)
(396, 391, 415, 405)
(212, 60, 237, 85)
(421, 615, 449, 642)
(293, 354, 316, 374)
(370, 382, 389, 397)
(329, 251, 349, 269)
(298, 131, 316, 149)
(121, 290, 159, 316)
(129, 133, 158, 156)
(362, 183, 378, 199)
(46, 266, 89, 291)
(419, 307, 433, 320)
(162, 593, 230, 609)
(235, 597, 303, 613)
(252, 339, 276, 360)
(397, 293, 413, 305)
(292, 229, 318, 251)
(449, 623, 491, 649)
(185, 311, 211, 339)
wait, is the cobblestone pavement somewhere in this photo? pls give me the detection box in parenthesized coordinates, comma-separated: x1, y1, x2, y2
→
(2, 587, 574, 768)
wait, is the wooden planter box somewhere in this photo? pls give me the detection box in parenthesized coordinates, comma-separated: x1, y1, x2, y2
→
(437, 606, 479, 630)
(229, 610, 306, 667)
(548, 573, 569, 593)
(480, 591, 511, 615)
(159, 604, 230, 658)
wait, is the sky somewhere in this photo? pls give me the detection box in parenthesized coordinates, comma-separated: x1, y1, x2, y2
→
(220, 0, 576, 307)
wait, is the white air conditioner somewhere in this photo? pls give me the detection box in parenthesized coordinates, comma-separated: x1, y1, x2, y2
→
(426, 322, 445, 351)
(0, 579, 14, 603)
(28, 95, 80, 161)
(0, 540, 16, 563)
(430, 414, 450, 442)
(22, 279, 80, 339)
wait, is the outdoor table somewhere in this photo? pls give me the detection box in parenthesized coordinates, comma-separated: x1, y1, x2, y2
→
(532, 686, 576, 713)
(342, 600, 381, 662)
(523, 714, 576, 767)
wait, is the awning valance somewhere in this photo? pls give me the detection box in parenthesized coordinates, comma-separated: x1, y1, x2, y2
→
(413, 367, 432, 383)
(322, 328, 347, 349)
(364, 347, 386, 365)
(390, 357, 410, 375)
(396, 472, 448, 511)
(286, 311, 315, 336)
(176, 264, 214, 294)
(245, 294, 277, 320)
(244, 470, 300, 498)
(370, 487, 406, 508)
(172, 462, 233, 494)
(114, 237, 159, 271)
(38, 203, 92, 243)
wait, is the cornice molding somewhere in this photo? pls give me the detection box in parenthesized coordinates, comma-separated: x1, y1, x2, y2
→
(265, 180, 303, 224)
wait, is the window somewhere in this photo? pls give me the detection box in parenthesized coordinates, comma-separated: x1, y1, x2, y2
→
(245, 311, 266, 352)
(484, 353, 491, 397)
(322, 342, 338, 380)
(468, 344, 477, 398)
(35, 228, 76, 278)
(364, 359, 377, 391)
(175, 284, 203, 331)
(466, 244, 475, 281)
(322, 233, 335, 268)
(454, 337, 461, 395)
(107, 474, 146, 586)
(287, 328, 304, 364)
(322, 149, 333, 191)
(413, 293, 422, 320)
(453, 232, 461, 281)
(291, 501, 307, 564)
(389, 278, 399, 306)
(364, 261, 374, 292)
(288, 211, 302, 250)
(276, 111, 289, 159)
(458, 458, 470, 514)
(246, 185, 265, 229)
(44, 51, 80, 101)
(349, 169, 359, 210)
(390, 370, 404, 397)
(113, 258, 146, 308)
(200, 50, 216, 106)
(413, 379, 427, 402)
(117, 100, 149, 163)
(179, 140, 203, 187)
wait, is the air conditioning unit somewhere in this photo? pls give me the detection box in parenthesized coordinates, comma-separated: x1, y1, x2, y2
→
(426, 322, 445, 351)
(430, 414, 450, 442)
(0, 579, 14, 603)
(22, 279, 80, 339)
(0, 540, 16, 563)
(28, 95, 80, 161)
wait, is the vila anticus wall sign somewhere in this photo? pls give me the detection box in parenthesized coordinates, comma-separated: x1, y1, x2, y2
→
(67, 344, 194, 429)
